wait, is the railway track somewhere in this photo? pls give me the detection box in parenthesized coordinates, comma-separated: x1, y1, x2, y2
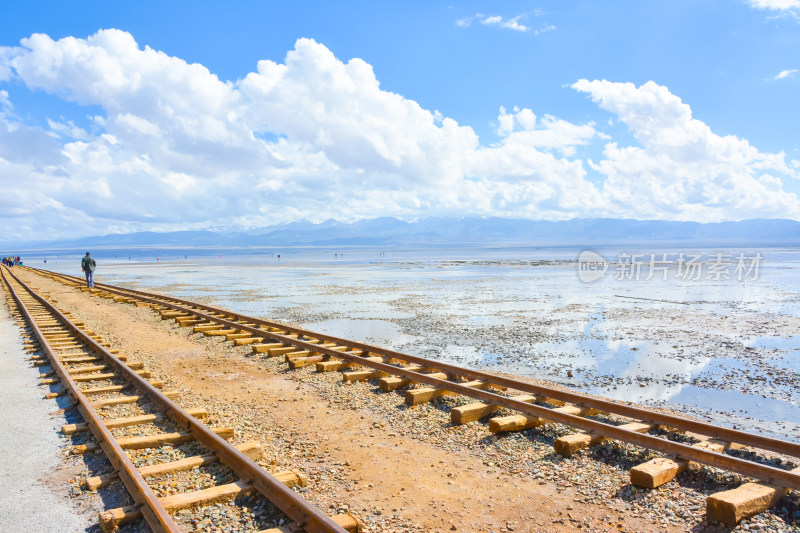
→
(20, 265, 800, 527)
(1, 266, 360, 533)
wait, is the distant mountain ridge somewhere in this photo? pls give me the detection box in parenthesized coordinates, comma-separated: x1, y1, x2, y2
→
(8, 217, 800, 250)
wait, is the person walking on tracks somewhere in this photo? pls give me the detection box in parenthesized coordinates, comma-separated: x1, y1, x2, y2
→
(81, 252, 96, 288)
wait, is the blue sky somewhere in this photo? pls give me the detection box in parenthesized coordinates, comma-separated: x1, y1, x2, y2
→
(1, 0, 799, 242)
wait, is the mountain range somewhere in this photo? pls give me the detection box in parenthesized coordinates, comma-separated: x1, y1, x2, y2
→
(7, 217, 800, 250)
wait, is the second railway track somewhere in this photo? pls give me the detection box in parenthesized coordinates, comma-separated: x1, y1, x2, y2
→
(15, 265, 800, 528)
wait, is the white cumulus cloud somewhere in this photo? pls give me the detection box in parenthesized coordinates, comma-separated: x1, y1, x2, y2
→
(572, 79, 800, 220)
(0, 30, 606, 241)
(0, 30, 797, 243)
(456, 13, 531, 32)
(749, 0, 800, 9)
(749, 0, 800, 20)
(773, 68, 798, 80)
(0, 89, 10, 110)
(496, 106, 603, 157)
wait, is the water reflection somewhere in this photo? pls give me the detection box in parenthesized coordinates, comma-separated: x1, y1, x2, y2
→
(302, 319, 421, 349)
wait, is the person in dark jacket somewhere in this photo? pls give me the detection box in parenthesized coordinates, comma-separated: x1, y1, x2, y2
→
(81, 252, 96, 288)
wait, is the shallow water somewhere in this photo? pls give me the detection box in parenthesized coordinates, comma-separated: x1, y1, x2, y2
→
(35, 245, 800, 441)
(304, 318, 421, 348)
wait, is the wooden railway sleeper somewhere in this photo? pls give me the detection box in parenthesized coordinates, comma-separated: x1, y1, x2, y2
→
(62, 407, 209, 435)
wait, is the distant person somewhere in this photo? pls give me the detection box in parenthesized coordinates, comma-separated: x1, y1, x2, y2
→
(81, 252, 96, 288)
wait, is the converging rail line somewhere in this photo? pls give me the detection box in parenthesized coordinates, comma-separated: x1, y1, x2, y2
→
(23, 266, 800, 527)
(1, 266, 359, 533)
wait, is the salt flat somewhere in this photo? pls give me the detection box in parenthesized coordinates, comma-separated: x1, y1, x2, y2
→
(37, 245, 800, 442)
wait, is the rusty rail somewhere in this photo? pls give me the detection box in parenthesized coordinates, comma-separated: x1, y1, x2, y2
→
(3, 266, 348, 533)
(30, 266, 800, 490)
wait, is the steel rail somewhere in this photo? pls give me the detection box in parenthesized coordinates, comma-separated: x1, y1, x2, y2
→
(30, 268, 800, 488)
(5, 267, 348, 533)
(1, 268, 179, 533)
(34, 267, 800, 460)
(197, 318, 800, 488)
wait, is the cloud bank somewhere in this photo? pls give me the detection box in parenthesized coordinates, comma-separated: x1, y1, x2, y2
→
(0, 30, 797, 242)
